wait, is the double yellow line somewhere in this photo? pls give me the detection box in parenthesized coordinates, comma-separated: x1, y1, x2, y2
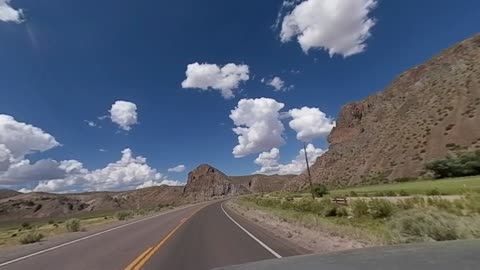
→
(125, 208, 203, 270)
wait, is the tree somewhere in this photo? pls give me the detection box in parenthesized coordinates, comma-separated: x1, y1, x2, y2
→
(311, 183, 329, 198)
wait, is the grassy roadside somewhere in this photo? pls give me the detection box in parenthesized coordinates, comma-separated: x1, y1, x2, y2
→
(331, 176, 480, 196)
(0, 207, 173, 248)
(233, 189, 480, 246)
(230, 198, 387, 245)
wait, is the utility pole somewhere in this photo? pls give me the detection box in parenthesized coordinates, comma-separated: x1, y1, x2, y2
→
(304, 142, 315, 200)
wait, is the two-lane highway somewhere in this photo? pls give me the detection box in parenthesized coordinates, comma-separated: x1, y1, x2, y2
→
(0, 200, 305, 270)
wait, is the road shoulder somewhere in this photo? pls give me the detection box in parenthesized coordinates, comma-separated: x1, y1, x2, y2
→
(225, 199, 374, 254)
(224, 200, 310, 257)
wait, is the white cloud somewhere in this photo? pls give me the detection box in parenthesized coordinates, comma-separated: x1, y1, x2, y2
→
(0, 159, 66, 184)
(33, 149, 183, 193)
(0, 144, 13, 171)
(0, 0, 23, 23)
(136, 179, 184, 189)
(85, 120, 97, 127)
(230, 98, 286, 158)
(181, 62, 250, 99)
(0, 115, 64, 185)
(99, 148, 107, 152)
(109, 101, 138, 131)
(168, 165, 186, 173)
(280, 0, 377, 57)
(266, 76, 285, 91)
(18, 187, 31, 193)
(0, 114, 60, 160)
(288, 107, 335, 142)
(255, 144, 325, 175)
(0, 115, 179, 193)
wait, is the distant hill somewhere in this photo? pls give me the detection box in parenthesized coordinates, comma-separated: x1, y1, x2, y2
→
(286, 33, 480, 190)
(0, 164, 292, 222)
(0, 189, 20, 200)
(0, 186, 183, 222)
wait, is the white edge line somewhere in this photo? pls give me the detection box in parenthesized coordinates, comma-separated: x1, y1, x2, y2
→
(221, 202, 282, 259)
(0, 204, 197, 267)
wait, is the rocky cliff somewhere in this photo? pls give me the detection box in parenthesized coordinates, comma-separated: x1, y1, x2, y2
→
(286, 34, 480, 190)
(182, 164, 250, 198)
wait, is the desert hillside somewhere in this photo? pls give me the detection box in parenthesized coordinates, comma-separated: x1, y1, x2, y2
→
(0, 164, 292, 221)
(286, 33, 480, 190)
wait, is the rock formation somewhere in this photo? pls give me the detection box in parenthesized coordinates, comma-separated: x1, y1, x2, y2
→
(286, 34, 480, 190)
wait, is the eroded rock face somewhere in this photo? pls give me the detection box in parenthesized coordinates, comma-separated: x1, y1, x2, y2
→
(183, 164, 250, 198)
(286, 34, 480, 190)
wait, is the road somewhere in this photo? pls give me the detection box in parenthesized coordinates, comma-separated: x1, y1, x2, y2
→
(215, 239, 480, 270)
(0, 200, 305, 270)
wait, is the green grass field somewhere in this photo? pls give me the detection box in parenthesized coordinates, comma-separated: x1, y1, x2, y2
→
(330, 176, 480, 196)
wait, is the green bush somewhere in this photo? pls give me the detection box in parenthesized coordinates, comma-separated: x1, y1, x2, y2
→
(294, 198, 319, 213)
(426, 188, 441, 196)
(65, 218, 81, 232)
(368, 199, 396, 218)
(389, 209, 471, 242)
(425, 150, 480, 179)
(399, 190, 410, 196)
(115, 211, 134, 221)
(21, 222, 31, 229)
(349, 191, 359, 197)
(336, 206, 349, 217)
(20, 232, 44, 244)
(48, 220, 55, 225)
(351, 200, 369, 218)
(385, 190, 397, 197)
(311, 184, 329, 198)
(318, 198, 337, 217)
(394, 177, 417, 183)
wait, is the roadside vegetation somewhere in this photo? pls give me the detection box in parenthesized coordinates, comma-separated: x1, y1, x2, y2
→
(330, 175, 480, 197)
(235, 176, 480, 245)
(0, 206, 174, 248)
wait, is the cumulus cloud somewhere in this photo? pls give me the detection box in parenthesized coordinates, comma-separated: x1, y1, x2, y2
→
(0, 159, 66, 184)
(0, 144, 13, 171)
(255, 144, 325, 175)
(280, 0, 377, 57)
(109, 101, 138, 131)
(263, 76, 291, 91)
(0, 115, 66, 185)
(289, 107, 335, 142)
(0, 0, 24, 23)
(0, 114, 181, 193)
(230, 98, 286, 157)
(181, 62, 250, 99)
(168, 165, 186, 173)
(0, 114, 60, 160)
(33, 149, 183, 193)
(136, 179, 184, 189)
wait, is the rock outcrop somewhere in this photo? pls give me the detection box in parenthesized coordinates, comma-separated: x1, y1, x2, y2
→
(183, 164, 250, 198)
(286, 34, 480, 190)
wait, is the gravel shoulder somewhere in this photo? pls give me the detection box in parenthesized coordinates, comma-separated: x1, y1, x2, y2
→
(226, 199, 376, 254)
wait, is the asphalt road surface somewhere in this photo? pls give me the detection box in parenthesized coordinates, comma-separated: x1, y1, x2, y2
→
(215, 239, 480, 270)
(0, 200, 305, 270)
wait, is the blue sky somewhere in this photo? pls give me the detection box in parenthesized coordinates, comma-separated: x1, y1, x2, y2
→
(0, 0, 479, 192)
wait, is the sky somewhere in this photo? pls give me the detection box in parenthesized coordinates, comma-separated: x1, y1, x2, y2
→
(0, 0, 479, 193)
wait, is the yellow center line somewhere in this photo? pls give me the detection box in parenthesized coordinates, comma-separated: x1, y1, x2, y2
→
(125, 247, 153, 270)
(124, 206, 205, 270)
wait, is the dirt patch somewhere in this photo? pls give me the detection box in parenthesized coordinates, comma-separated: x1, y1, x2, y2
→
(227, 200, 377, 254)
